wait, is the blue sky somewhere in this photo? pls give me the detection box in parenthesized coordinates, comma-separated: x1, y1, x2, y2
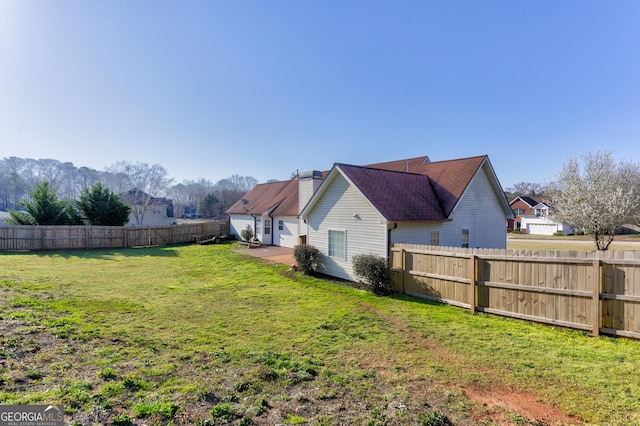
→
(1, 1, 639, 190)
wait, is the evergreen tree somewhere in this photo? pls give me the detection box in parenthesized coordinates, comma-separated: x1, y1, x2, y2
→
(6, 181, 75, 225)
(77, 182, 132, 226)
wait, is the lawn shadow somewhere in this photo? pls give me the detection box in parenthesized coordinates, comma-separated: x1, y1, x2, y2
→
(0, 245, 184, 260)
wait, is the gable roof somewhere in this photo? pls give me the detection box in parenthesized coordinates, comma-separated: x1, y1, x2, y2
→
(365, 156, 431, 173)
(119, 188, 172, 206)
(510, 196, 538, 207)
(226, 178, 299, 216)
(336, 164, 447, 221)
(302, 155, 511, 223)
(510, 196, 552, 208)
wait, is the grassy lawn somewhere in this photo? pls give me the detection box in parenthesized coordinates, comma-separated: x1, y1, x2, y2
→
(508, 233, 640, 251)
(1, 243, 640, 425)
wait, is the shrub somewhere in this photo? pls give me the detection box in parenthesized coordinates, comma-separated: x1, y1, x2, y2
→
(111, 412, 134, 426)
(293, 244, 321, 275)
(210, 403, 231, 419)
(352, 254, 391, 295)
(240, 225, 254, 242)
(133, 401, 179, 419)
(420, 410, 452, 426)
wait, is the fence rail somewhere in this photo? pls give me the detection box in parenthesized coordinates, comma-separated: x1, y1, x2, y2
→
(0, 220, 230, 251)
(390, 243, 640, 339)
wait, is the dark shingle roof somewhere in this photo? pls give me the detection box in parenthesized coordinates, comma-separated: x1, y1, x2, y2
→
(119, 188, 172, 206)
(226, 179, 299, 216)
(336, 155, 487, 221)
(337, 164, 446, 221)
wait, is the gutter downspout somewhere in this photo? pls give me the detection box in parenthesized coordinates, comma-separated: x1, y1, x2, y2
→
(387, 222, 398, 259)
(251, 215, 257, 242)
(268, 212, 274, 246)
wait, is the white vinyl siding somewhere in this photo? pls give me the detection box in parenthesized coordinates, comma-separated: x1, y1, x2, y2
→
(228, 214, 254, 241)
(273, 216, 299, 247)
(444, 164, 508, 249)
(305, 173, 387, 281)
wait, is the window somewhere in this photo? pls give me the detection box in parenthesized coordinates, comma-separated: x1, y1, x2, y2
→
(430, 230, 439, 246)
(264, 219, 271, 234)
(535, 207, 548, 217)
(513, 208, 525, 216)
(255, 218, 261, 236)
(137, 207, 144, 215)
(278, 220, 284, 231)
(152, 207, 162, 215)
(328, 230, 346, 259)
(461, 228, 469, 248)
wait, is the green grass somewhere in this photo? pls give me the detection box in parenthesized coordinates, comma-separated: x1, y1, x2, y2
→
(0, 242, 639, 424)
(508, 233, 640, 251)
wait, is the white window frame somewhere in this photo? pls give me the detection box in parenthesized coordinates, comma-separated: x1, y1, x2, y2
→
(462, 228, 470, 248)
(278, 220, 284, 231)
(430, 230, 439, 246)
(264, 218, 271, 235)
(328, 229, 346, 260)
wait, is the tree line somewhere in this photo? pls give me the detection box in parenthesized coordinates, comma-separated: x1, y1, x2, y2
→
(0, 157, 258, 219)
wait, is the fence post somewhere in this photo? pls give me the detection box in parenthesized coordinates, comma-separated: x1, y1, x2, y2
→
(469, 253, 477, 312)
(400, 248, 406, 294)
(592, 256, 602, 337)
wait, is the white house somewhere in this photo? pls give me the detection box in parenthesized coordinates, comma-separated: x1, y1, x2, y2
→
(299, 155, 513, 281)
(119, 188, 174, 227)
(520, 202, 575, 235)
(226, 171, 323, 247)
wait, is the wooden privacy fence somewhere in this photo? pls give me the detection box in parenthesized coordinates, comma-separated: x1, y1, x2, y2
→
(0, 220, 229, 251)
(390, 243, 640, 339)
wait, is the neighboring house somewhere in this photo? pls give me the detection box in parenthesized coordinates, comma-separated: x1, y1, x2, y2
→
(519, 202, 575, 236)
(507, 196, 539, 232)
(509, 196, 574, 235)
(226, 171, 323, 247)
(119, 188, 174, 227)
(299, 155, 513, 281)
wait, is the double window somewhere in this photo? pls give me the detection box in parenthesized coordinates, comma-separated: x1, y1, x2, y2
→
(328, 230, 346, 259)
(278, 220, 284, 231)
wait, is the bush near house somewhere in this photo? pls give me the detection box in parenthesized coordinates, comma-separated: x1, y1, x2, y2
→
(240, 225, 254, 242)
(352, 254, 391, 295)
(293, 244, 321, 275)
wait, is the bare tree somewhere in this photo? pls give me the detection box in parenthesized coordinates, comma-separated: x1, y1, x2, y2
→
(550, 151, 640, 250)
(105, 161, 174, 226)
(507, 182, 545, 197)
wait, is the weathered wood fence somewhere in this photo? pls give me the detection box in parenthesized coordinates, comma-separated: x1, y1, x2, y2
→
(390, 243, 640, 339)
(0, 220, 229, 251)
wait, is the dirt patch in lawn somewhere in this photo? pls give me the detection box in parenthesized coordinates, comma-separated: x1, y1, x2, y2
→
(358, 301, 581, 425)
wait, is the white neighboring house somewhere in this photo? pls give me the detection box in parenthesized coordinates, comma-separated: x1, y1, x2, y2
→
(519, 202, 575, 236)
(300, 155, 513, 281)
(119, 188, 174, 227)
(226, 171, 323, 247)
(0, 211, 9, 226)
